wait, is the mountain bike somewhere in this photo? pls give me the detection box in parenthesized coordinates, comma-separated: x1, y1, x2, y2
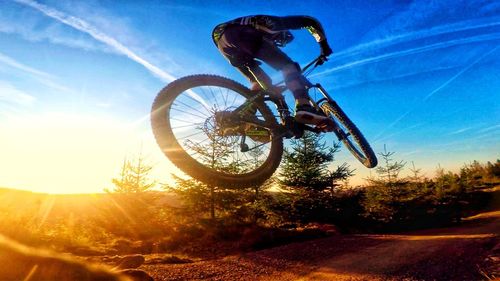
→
(151, 55, 377, 188)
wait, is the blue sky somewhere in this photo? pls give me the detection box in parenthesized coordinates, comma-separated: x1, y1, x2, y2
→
(0, 0, 499, 193)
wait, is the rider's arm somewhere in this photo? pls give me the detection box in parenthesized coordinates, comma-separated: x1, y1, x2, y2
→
(275, 16, 326, 42)
(255, 15, 333, 56)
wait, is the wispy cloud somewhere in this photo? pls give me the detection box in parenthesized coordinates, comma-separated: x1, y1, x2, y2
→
(373, 45, 499, 140)
(0, 81, 36, 105)
(360, 0, 499, 43)
(334, 18, 500, 61)
(308, 16, 500, 92)
(0, 11, 110, 53)
(422, 45, 499, 101)
(14, 0, 176, 83)
(373, 123, 425, 144)
(0, 52, 52, 79)
(447, 127, 473, 136)
(0, 51, 72, 93)
(313, 31, 500, 78)
(477, 124, 500, 134)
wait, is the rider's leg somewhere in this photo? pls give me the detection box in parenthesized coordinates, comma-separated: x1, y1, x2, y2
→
(217, 25, 328, 125)
(254, 41, 330, 125)
(235, 64, 273, 91)
(253, 41, 309, 104)
(217, 25, 273, 91)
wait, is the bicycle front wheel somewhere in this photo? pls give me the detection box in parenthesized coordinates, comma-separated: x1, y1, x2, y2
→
(321, 102, 377, 168)
(151, 75, 283, 188)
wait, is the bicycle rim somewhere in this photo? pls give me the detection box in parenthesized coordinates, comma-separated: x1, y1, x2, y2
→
(151, 75, 283, 187)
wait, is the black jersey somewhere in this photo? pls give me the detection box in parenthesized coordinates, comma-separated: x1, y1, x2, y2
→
(212, 15, 327, 47)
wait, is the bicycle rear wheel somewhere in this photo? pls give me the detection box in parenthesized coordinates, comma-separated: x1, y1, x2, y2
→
(151, 74, 283, 188)
(321, 102, 377, 168)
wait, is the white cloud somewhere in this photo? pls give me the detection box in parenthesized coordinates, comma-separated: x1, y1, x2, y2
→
(314, 29, 500, 79)
(14, 0, 177, 83)
(0, 51, 73, 93)
(337, 18, 500, 60)
(447, 127, 473, 136)
(478, 124, 500, 134)
(361, 0, 499, 42)
(0, 51, 52, 79)
(0, 81, 36, 105)
(0, 12, 111, 53)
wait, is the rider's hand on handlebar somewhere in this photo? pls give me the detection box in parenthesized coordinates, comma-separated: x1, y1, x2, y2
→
(317, 39, 333, 65)
(316, 55, 329, 66)
(320, 39, 333, 57)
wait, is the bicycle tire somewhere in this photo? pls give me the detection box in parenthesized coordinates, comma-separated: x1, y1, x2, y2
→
(321, 102, 377, 168)
(151, 74, 283, 188)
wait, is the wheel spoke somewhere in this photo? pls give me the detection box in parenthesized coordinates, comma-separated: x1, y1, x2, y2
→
(177, 130, 206, 140)
(152, 77, 280, 181)
(183, 90, 213, 114)
(174, 100, 210, 117)
(170, 106, 208, 120)
(171, 122, 203, 130)
(173, 86, 273, 174)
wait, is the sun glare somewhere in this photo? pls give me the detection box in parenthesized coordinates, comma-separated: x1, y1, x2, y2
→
(0, 112, 177, 194)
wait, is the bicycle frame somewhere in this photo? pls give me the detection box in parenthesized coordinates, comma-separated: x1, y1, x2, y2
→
(232, 56, 334, 139)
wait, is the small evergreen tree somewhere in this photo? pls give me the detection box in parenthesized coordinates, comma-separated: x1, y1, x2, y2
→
(371, 144, 406, 186)
(106, 151, 156, 193)
(486, 160, 500, 179)
(172, 114, 264, 220)
(363, 146, 409, 225)
(408, 161, 423, 182)
(277, 132, 354, 223)
(279, 132, 353, 192)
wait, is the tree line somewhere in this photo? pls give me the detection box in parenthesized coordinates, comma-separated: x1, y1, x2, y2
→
(108, 132, 499, 233)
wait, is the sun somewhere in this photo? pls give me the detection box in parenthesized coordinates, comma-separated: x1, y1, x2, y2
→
(0, 112, 178, 194)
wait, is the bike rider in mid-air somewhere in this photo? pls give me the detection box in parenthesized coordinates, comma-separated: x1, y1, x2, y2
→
(212, 15, 333, 127)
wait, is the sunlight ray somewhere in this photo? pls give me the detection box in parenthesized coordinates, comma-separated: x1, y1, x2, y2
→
(22, 265, 38, 281)
(34, 196, 56, 228)
(108, 196, 137, 226)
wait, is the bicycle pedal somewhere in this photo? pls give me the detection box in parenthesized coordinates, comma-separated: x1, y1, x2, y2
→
(316, 119, 335, 132)
(295, 112, 331, 126)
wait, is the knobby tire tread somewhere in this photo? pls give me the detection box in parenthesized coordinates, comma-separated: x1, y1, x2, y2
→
(321, 102, 377, 168)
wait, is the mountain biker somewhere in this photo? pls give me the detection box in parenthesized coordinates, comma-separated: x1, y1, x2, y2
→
(212, 15, 333, 126)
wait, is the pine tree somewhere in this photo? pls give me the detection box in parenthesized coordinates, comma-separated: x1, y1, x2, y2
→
(107, 151, 156, 193)
(408, 161, 423, 182)
(363, 145, 408, 224)
(371, 144, 406, 186)
(174, 115, 261, 220)
(279, 132, 353, 192)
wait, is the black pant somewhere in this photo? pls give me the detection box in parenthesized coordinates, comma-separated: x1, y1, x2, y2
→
(218, 25, 289, 74)
(217, 25, 308, 100)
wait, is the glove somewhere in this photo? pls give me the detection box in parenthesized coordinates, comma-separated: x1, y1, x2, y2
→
(319, 39, 333, 57)
(316, 55, 328, 66)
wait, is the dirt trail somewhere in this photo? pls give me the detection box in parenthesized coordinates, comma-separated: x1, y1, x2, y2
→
(144, 211, 499, 281)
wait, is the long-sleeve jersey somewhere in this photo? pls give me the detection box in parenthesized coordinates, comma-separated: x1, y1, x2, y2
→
(212, 15, 327, 47)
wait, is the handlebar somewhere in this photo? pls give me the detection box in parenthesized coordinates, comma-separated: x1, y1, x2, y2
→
(273, 55, 328, 87)
(301, 55, 328, 74)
